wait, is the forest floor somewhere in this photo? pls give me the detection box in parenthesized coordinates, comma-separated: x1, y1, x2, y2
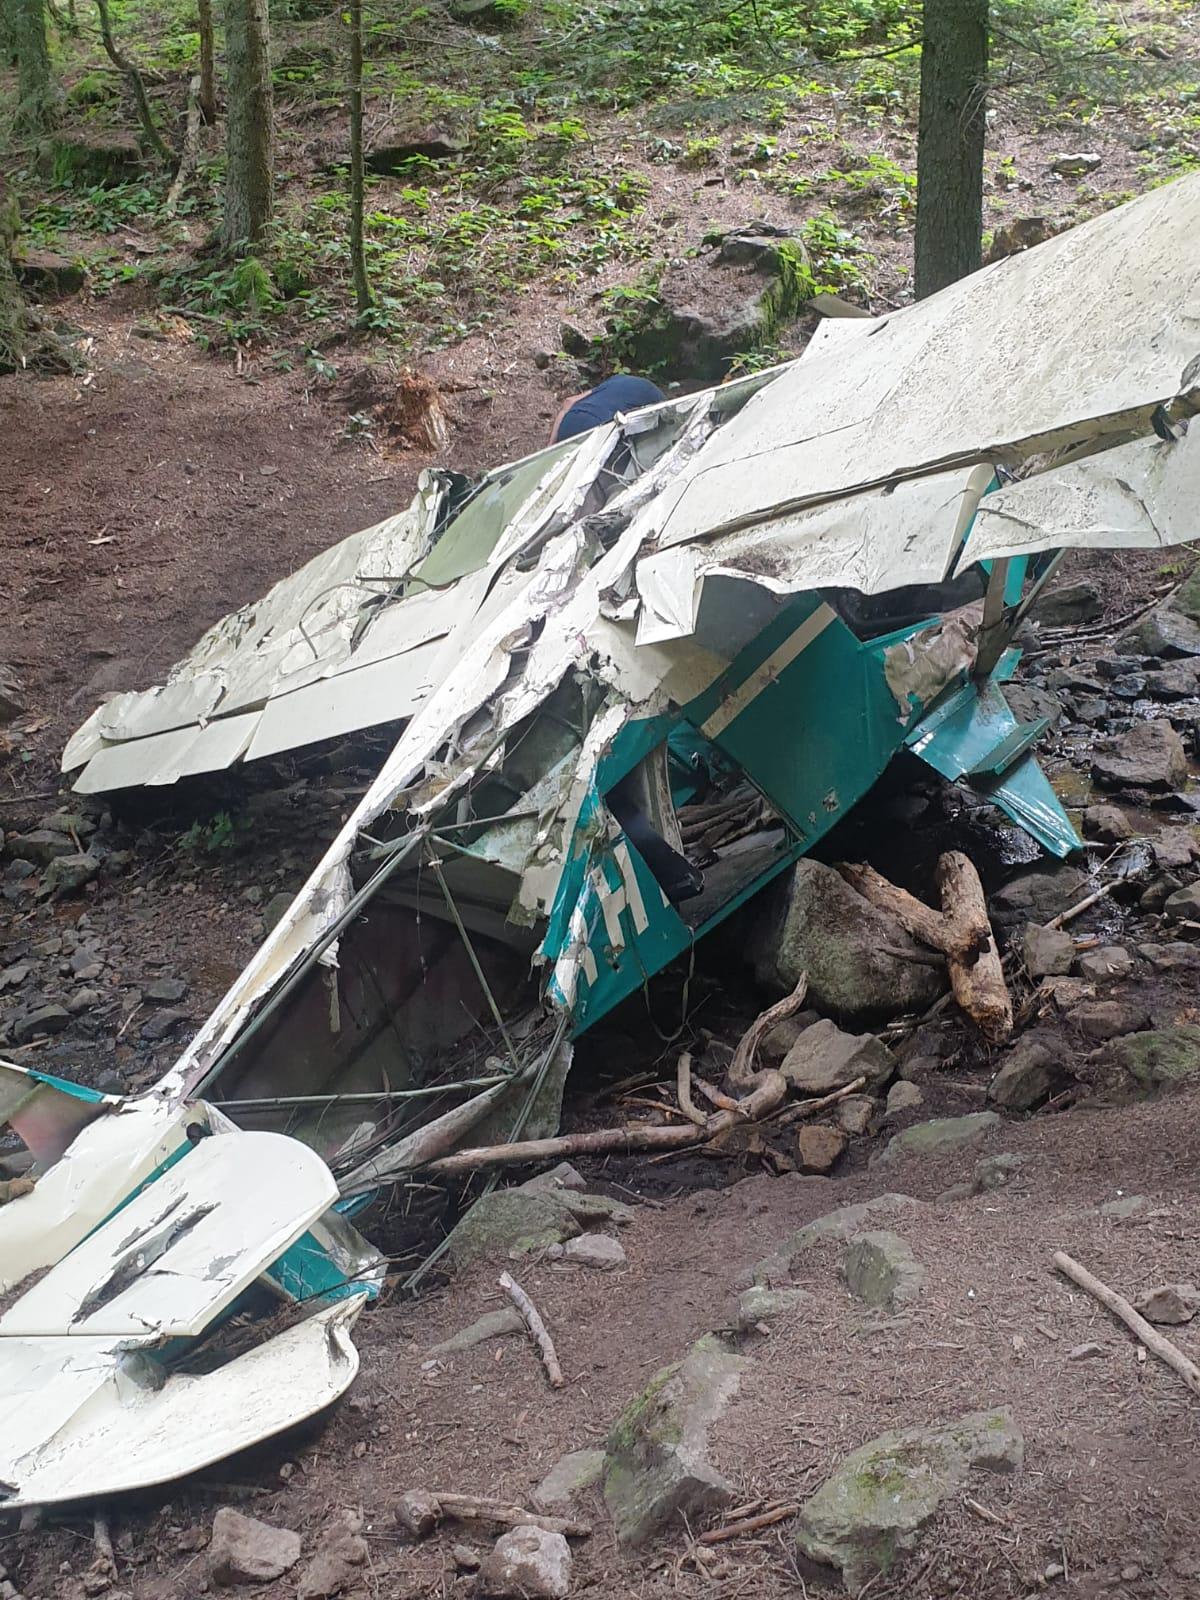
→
(5, 1, 1200, 1597)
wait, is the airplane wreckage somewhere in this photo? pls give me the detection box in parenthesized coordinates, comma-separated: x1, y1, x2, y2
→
(5, 172, 1200, 1511)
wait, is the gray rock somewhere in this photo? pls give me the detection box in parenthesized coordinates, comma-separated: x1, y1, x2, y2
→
(1076, 945, 1133, 982)
(973, 1152, 1027, 1192)
(736, 1285, 814, 1331)
(554, 1190, 636, 1228)
(760, 1012, 816, 1063)
(0, 962, 30, 991)
(989, 1042, 1063, 1108)
(1092, 720, 1189, 791)
(1051, 151, 1102, 175)
(1146, 659, 1200, 700)
(1099, 1194, 1147, 1218)
(69, 946, 103, 977)
(603, 1335, 748, 1545)
(208, 1508, 302, 1587)
(1101, 1026, 1200, 1095)
(1133, 1283, 1200, 1325)
(395, 1489, 440, 1538)
(751, 860, 945, 1027)
(834, 1094, 877, 1135)
(140, 1008, 189, 1043)
(1122, 600, 1200, 658)
(781, 1018, 895, 1095)
(843, 1231, 924, 1310)
(1152, 829, 1200, 870)
(477, 1526, 571, 1599)
(897, 1054, 941, 1084)
(753, 1194, 921, 1286)
(796, 1123, 848, 1173)
(1021, 924, 1075, 978)
(4, 828, 75, 866)
(1030, 579, 1102, 625)
(873, 1113, 1001, 1167)
(145, 975, 189, 1003)
(426, 1307, 524, 1355)
(795, 1409, 1023, 1591)
(297, 1510, 367, 1600)
(40, 851, 101, 897)
(1140, 941, 1200, 972)
(261, 891, 295, 933)
(12, 1005, 70, 1043)
(556, 1233, 626, 1270)
(0, 667, 25, 723)
(445, 1189, 580, 1266)
(991, 865, 1092, 926)
(519, 1161, 586, 1194)
(1000, 683, 1065, 726)
(885, 1080, 924, 1120)
(66, 986, 100, 1014)
(533, 1449, 605, 1509)
(1084, 804, 1136, 844)
(1164, 883, 1200, 921)
(1072, 1000, 1150, 1042)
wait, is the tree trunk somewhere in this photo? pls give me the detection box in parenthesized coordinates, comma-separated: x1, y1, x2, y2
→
(0, 177, 29, 372)
(915, 0, 988, 299)
(347, 0, 371, 315)
(94, 0, 173, 165)
(197, 0, 217, 122)
(221, 0, 273, 251)
(13, 0, 54, 134)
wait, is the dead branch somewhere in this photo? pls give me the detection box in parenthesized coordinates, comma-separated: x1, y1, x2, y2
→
(691, 1074, 739, 1113)
(397, 1490, 590, 1539)
(1053, 1250, 1200, 1399)
(840, 855, 1011, 1042)
(499, 1271, 564, 1389)
(340, 1075, 525, 1194)
(424, 1121, 702, 1177)
(728, 975, 808, 1090)
(675, 1051, 708, 1127)
(1048, 883, 1115, 930)
(165, 75, 203, 217)
(773, 1075, 867, 1126)
(698, 1504, 798, 1545)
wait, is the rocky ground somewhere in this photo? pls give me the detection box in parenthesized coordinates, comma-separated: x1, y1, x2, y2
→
(3, 550, 1200, 1599)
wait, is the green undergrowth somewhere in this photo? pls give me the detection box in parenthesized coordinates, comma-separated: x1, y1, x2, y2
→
(2, 0, 1196, 362)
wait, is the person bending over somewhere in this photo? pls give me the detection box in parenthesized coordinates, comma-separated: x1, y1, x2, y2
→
(549, 374, 665, 444)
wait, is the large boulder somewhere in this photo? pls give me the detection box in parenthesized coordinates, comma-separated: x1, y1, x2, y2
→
(1100, 1026, 1200, 1096)
(603, 1335, 748, 1545)
(1091, 720, 1189, 792)
(751, 861, 945, 1027)
(991, 864, 1092, 928)
(796, 1410, 1023, 1591)
(1122, 571, 1200, 658)
(1029, 578, 1102, 626)
(873, 1113, 1001, 1168)
(444, 1189, 580, 1266)
(753, 1194, 921, 1287)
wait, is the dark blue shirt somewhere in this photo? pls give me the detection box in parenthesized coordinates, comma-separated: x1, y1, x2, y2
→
(556, 376, 666, 440)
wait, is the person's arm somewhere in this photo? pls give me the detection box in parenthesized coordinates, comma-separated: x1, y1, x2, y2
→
(548, 391, 588, 444)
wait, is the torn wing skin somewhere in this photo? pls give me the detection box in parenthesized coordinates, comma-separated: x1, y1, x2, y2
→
(6, 173, 1200, 1506)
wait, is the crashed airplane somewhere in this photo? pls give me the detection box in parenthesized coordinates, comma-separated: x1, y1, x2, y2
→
(4, 171, 1200, 1510)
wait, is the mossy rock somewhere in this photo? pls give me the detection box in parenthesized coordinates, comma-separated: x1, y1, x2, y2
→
(873, 1113, 1001, 1168)
(42, 131, 142, 189)
(603, 1336, 748, 1546)
(68, 73, 117, 107)
(797, 1410, 1023, 1591)
(1102, 1027, 1200, 1096)
(443, 1188, 580, 1266)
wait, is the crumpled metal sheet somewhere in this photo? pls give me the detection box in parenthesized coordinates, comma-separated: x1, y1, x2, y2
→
(958, 422, 1200, 564)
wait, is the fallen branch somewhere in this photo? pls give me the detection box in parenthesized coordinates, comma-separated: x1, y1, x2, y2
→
(500, 1271, 564, 1389)
(729, 976, 808, 1091)
(164, 74, 203, 217)
(1047, 883, 1115, 930)
(698, 1503, 798, 1545)
(424, 1122, 702, 1177)
(675, 1051, 708, 1127)
(840, 854, 1011, 1042)
(773, 1075, 867, 1126)
(1053, 1250, 1200, 1399)
(397, 1489, 589, 1540)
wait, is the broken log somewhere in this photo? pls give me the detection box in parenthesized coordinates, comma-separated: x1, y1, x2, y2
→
(165, 74, 203, 217)
(1053, 1250, 1200, 1399)
(499, 1271, 564, 1389)
(396, 1490, 590, 1539)
(675, 1052, 708, 1127)
(839, 855, 1012, 1042)
(728, 975, 809, 1090)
